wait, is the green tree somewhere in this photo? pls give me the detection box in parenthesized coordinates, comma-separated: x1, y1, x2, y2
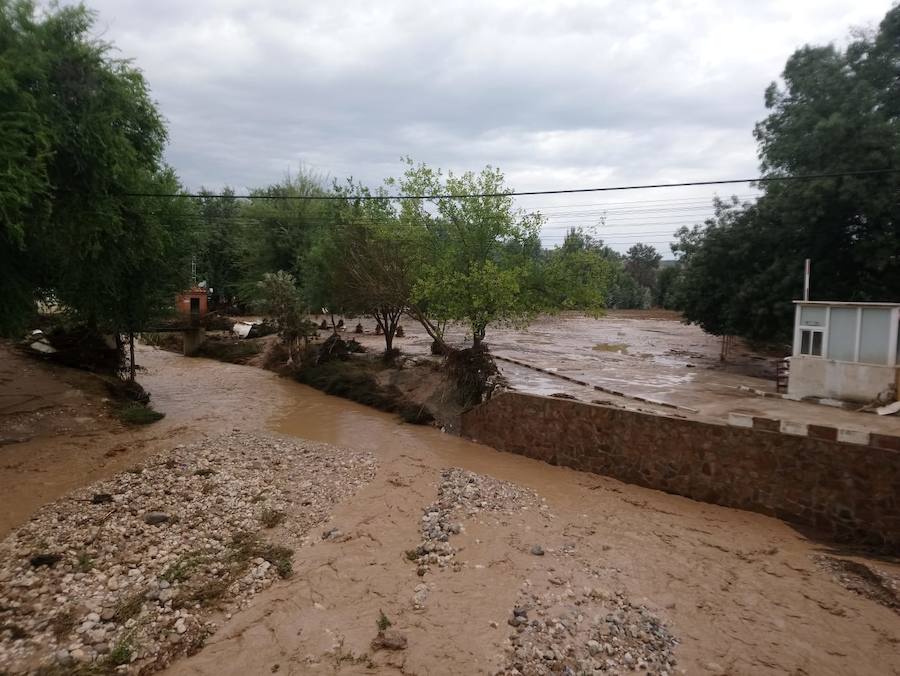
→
(0, 1, 192, 348)
(394, 161, 543, 348)
(655, 263, 683, 309)
(306, 182, 414, 355)
(239, 171, 330, 302)
(194, 188, 243, 310)
(677, 5, 900, 341)
(0, 0, 52, 333)
(256, 270, 308, 361)
(624, 243, 662, 291)
(541, 228, 613, 313)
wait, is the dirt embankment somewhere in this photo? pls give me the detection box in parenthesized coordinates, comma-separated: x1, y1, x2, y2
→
(0, 343, 178, 538)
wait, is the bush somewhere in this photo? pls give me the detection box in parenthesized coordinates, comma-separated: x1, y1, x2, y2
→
(444, 345, 499, 407)
(295, 360, 433, 424)
(115, 402, 165, 425)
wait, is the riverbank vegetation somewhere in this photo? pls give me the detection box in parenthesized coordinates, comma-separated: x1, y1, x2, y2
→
(3, 0, 898, 399)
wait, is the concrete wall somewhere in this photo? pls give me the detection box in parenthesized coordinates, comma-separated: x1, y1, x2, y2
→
(788, 357, 897, 402)
(461, 392, 900, 551)
(182, 328, 205, 357)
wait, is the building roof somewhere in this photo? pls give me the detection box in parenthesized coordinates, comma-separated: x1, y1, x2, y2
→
(794, 300, 900, 308)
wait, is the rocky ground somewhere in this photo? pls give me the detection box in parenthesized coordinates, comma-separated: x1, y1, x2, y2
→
(0, 432, 376, 674)
(501, 585, 677, 675)
(813, 554, 900, 613)
(410, 468, 548, 581)
(405, 469, 679, 674)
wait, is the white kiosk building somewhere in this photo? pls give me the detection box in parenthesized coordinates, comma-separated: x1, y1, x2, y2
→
(789, 301, 900, 402)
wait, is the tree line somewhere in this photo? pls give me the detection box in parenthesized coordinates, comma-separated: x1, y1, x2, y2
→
(0, 1, 663, 361)
(3, 0, 896, 363)
(191, 163, 666, 356)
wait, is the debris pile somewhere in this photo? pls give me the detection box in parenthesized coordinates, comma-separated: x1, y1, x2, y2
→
(0, 432, 376, 674)
(502, 586, 678, 675)
(410, 468, 544, 578)
(814, 555, 899, 611)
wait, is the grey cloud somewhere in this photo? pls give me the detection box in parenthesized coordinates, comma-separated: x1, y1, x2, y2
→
(66, 0, 890, 252)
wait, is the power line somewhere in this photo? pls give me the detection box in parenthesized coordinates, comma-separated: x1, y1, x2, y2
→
(124, 168, 900, 201)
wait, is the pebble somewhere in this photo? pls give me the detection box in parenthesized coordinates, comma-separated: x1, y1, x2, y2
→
(530, 545, 545, 556)
(143, 512, 171, 525)
(0, 432, 377, 674)
(411, 469, 542, 576)
(499, 586, 677, 675)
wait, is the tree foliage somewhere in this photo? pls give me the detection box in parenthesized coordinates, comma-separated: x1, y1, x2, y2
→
(307, 181, 414, 354)
(0, 0, 191, 336)
(194, 188, 242, 310)
(394, 161, 543, 347)
(624, 243, 662, 290)
(675, 5, 900, 342)
(239, 170, 330, 303)
(256, 270, 311, 360)
(541, 228, 613, 314)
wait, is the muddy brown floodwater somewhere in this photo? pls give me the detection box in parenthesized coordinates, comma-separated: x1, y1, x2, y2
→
(5, 344, 900, 675)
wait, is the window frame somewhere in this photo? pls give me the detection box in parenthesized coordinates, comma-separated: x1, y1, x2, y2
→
(799, 327, 824, 357)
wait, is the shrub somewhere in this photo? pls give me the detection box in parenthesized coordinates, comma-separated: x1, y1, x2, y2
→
(115, 402, 164, 425)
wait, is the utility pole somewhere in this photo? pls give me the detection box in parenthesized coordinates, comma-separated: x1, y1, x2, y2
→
(803, 258, 810, 301)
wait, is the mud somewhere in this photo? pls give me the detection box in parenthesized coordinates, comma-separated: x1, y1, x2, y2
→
(347, 311, 900, 435)
(3, 344, 900, 675)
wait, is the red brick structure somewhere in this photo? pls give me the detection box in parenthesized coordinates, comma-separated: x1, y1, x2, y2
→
(175, 287, 207, 323)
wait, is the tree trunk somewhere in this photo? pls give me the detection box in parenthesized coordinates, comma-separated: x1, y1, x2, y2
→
(472, 325, 486, 349)
(406, 306, 451, 353)
(129, 331, 136, 381)
(376, 307, 402, 355)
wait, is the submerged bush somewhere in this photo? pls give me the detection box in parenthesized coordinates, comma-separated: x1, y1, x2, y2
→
(116, 402, 165, 425)
(294, 360, 433, 425)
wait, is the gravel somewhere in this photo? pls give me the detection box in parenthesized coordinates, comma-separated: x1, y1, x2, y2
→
(410, 468, 546, 581)
(501, 585, 678, 675)
(408, 468, 553, 613)
(813, 554, 900, 612)
(0, 431, 376, 674)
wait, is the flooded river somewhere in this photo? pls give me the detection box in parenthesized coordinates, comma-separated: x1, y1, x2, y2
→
(139, 346, 900, 676)
(4, 344, 898, 675)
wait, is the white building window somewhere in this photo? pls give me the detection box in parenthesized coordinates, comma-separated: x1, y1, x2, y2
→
(799, 328, 823, 356)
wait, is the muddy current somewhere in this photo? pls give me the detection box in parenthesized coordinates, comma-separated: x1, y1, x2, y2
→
(3, 345, 900, 675)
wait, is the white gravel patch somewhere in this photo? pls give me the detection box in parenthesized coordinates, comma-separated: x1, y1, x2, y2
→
(0, 431, 376, 674)
(503, 586, 678, 675)
(410, 468, 552, 608)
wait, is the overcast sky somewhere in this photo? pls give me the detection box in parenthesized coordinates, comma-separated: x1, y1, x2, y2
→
(71, 0, 893, 252)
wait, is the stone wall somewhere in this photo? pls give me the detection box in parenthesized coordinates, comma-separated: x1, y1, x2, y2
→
(461, 392, 900, 551)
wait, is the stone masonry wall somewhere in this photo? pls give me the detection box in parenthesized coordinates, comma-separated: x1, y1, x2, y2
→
(461, 392, 900, 551)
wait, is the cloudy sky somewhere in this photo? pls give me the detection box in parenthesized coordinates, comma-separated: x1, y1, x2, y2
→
(73, 0, 892, 252)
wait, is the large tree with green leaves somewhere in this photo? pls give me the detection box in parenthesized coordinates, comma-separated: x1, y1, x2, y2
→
(306, 181, 415, 354)
(0, 0, 193, 342)
(540, 228, 613, 314)
(393, 160, 543, 348)
(194, 188, 243, 310)
(623, 243, 662, 290)
(238, 171, 331, 303)
(676, 5, 900, 342)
